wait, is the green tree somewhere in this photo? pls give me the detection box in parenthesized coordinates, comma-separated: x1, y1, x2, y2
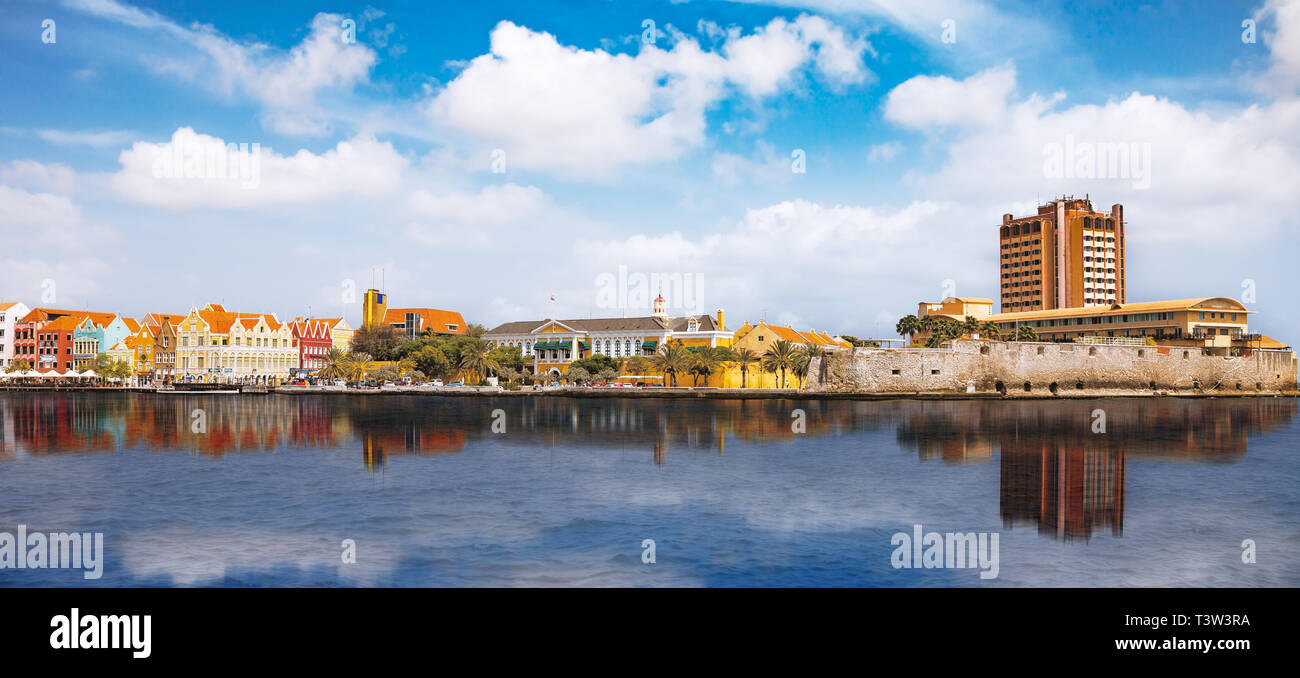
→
(372, 364, 401, 382)
(762, 340, 798, 389)
(596, 368, 618, 383)
(1012, 325, 1038, 342)
(319, 348, 351, 379)
(411, 344, 451, 379)
(569, 354, 618, 376)
(6, 358, 32, 374)
(962, 315, 982, 338)
(458, 340, 499, 383)
(793, 343, 821, 388)
(351, 324, 403, 361)
(347, 352, 373, 381)
(688, 346, 731, 387)
(566, 366, 591, 385)
(980, 321, 1001, 341)
(650, 341, 692, 387)
(488, 345, 525, 373)
(730, 347, 758, 388)
(895, 315, 920, 342)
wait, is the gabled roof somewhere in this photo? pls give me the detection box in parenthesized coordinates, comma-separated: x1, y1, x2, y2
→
(121, 318, 141, 333)
(0, 302, 22, 311)
(42, 316, 81, 331)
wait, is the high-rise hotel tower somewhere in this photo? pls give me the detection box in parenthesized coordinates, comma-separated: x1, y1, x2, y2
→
(999, 196, 1126, 312)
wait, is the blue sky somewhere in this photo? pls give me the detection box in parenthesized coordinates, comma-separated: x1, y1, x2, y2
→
(2, 0, 1298, 341)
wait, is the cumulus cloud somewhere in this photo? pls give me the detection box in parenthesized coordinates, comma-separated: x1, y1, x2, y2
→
(66, 0, 377, 135)
(0, 184, 119, 302)
(0, 160, 76, 194)
(881, 64, 1300, 244)
(109, 127, 407, 210)
(1256, 0, 1300, 93)
(571, 199, 946, 323)
(424, 16, 872, 177)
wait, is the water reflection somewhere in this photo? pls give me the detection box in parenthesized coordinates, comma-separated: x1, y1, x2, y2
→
(0, 394, 1293, 544)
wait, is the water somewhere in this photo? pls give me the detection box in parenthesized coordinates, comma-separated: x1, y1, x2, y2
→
(0, 393, 1296, 587)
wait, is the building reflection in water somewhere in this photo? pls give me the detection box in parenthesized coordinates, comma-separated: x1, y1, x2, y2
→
(0, 395, 1293, 529)
(896, 399, 1296, 541)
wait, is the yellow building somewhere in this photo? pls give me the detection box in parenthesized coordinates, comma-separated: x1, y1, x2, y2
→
(175, 303, 297, 383)
(986, 297, 1280, 355)
(917, 297, 995, 322)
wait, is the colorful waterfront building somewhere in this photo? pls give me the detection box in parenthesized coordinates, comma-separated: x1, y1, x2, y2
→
(174, 304, 296, 383)
(289, 318, 336, 375)
(143, 313, 184, 384)
(14, 308, 117, 374)
(0, 302, 31, 369)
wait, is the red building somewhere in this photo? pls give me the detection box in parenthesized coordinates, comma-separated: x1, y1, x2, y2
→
(12, 308, 117, 374)
(290, 318, 335, 375)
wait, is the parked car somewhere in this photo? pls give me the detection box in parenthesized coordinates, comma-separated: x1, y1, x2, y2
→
(333, 379, 346, 387)
(382, 380, 395, 387)
(447, 381, 465, 386)
(531, 383, 542, 390)
(431, 379, 443, 387)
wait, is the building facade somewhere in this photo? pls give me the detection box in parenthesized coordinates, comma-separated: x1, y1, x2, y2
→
(174, 304, 296, 383)
(1000, 196, 1126, 312)
(0, 302, 31, 369)
(290, 318, 336, 374)
(484, 298, 732, 379)
(986, 297, 1281, 355)
(145, 313, 183, 384)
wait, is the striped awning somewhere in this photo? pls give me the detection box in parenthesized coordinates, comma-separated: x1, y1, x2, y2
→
(642, 340, 658, 350)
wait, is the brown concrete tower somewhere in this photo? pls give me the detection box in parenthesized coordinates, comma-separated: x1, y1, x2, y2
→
(998, 196, 1125, 311)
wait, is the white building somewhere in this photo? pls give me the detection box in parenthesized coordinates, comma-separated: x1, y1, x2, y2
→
(0, 302, 31, 369)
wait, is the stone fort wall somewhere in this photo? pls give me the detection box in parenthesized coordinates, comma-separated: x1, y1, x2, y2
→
(808, 341, 1298, 395)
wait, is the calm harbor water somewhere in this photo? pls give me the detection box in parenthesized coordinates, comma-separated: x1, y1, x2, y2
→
(1, 392, 1296, 587)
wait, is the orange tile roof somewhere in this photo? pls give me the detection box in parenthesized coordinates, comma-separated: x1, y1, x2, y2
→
(42, 316, 81, 331)
(384, 308, 467, 334)
(0, 302, 19, 311)
(121, 318, 141, 333)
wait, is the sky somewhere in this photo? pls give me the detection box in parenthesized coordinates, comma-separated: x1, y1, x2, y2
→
(2, 0, 1299, 341)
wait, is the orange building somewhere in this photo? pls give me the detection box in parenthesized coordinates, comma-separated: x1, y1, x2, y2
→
(999, 195, 1126, 312)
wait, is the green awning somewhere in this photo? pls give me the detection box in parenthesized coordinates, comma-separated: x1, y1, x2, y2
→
(535, 341, 555, 351)
(642, 340, 658, 350)
(577, 341, 590, 350)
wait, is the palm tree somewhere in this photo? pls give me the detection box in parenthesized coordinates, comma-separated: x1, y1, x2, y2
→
(980, 321, 1001, 341)
(762, 340, 798, 389)
(731, 347, 759, 388)
(346, 352, 373, 381)
(1013, 325, 1038, 342)
(458, 340, 499, 384)
(688, 345, 731, 387)
(651, 341, 691, 386)
(962, 315, 982, 338)
(793, 343, 821, 388)
(319, 348, 351, 379)
(895, 315, 920, 342)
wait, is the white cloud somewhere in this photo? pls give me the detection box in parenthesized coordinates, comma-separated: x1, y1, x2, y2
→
(572, 199, 945, 324)
(109, 127, 407, 210)
(0, 184, 119, 302)
(881, 64, 1300, 244)
(0, 160, 76, 194)
(407, 183, 548, 227)
(883, 63, 1022, 129)
(66, 1, 377, 135)
(424, 16, 872, 178)
(1256, 0, 1300, 93)
(867, 141, 901, 162)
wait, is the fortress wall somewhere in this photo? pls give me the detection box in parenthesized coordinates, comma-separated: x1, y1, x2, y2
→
(809, 341, 1298, 395)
